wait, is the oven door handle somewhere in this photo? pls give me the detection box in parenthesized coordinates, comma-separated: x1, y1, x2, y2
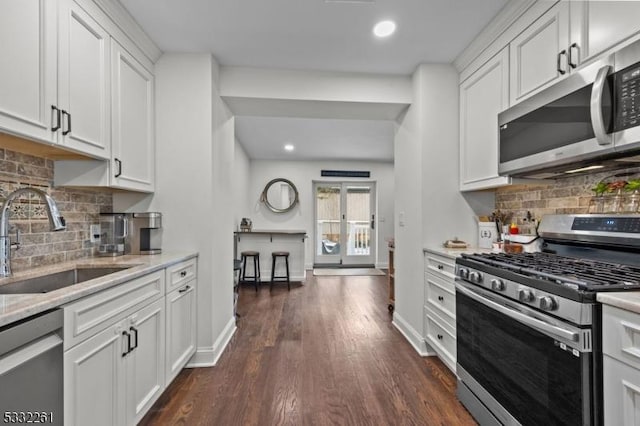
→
(456, 282, 579, 343)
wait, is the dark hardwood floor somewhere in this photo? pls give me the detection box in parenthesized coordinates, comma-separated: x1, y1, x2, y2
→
(140, 273, 476, 425)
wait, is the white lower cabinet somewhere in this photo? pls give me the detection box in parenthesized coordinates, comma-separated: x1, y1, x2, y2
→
(165, 279, 196, 384)
(63, 257, 198, 425)
(603, 304, 640, 426)
(64, 297, 164, 426)
(423, 250, 457, 372)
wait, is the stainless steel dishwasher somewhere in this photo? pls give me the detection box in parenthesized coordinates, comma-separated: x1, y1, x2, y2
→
(0, 309, 63, 425)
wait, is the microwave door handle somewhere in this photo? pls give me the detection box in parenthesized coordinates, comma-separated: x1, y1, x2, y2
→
(591, 64, 613, 146)
(455, 281, 579, 343)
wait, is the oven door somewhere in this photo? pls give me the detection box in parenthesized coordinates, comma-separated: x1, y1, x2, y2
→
(455, 281, 599, 426)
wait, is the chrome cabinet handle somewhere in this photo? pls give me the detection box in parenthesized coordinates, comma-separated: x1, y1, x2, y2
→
(591, 64, 614, 146)
(179, 285, 191, 293)
(129, 326, 138, 351)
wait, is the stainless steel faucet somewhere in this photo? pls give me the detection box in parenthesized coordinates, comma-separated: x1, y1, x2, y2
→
(0, 188, 66, 277)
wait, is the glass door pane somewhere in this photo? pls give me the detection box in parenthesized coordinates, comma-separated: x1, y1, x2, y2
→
(315, 184, 341, 265)
(343, 185, 375, 265)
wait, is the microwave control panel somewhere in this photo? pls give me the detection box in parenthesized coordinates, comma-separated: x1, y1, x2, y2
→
(616, 64, 640, 130)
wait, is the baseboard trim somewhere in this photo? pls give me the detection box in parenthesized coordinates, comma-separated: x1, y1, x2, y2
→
(187, 316, 237, 367)
(392, 311, 434, 357)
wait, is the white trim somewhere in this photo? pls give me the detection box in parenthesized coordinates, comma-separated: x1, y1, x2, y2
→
(187, 316, 237, 367)
(92, 0, 162, 63)
(392, 312, 435, 357)
(454, 0, 537, 72)
(375, 262, 389, 269)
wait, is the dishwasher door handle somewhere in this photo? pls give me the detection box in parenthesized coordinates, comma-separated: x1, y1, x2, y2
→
(0, 334, 62, 376)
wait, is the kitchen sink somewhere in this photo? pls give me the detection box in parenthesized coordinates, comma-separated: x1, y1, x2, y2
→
(0, 267, 132, 294)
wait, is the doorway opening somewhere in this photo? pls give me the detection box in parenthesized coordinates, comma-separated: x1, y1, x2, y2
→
(313, 181, 376, 268)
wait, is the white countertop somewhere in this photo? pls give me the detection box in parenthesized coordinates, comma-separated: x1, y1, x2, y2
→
(0, 252, 197, 327)
(423, 245, 493, 259)
(598, 292, 640, 314)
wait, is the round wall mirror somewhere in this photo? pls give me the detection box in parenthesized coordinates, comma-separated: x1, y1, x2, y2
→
(261, 178, 299, 213)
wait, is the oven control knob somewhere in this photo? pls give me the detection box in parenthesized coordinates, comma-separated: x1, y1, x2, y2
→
(539, 296, 558, 311)
(518, 289, 535, 303)
(469, 271, 483, 284)
(490, 279, 505, 291)
(458, 268, 469, 279)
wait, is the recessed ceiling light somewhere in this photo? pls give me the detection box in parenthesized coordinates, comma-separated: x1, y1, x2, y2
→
(284, 144, 295, 152)
(373, 20, 396, 38)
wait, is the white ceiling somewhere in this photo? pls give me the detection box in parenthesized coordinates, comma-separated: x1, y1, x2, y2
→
(235, 116, 394, 162)
(120, 0, 508, 161)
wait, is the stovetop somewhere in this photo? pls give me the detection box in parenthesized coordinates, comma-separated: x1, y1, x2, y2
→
(460, 252, 640, 292)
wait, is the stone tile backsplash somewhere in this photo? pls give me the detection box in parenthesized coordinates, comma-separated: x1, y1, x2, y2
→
(0, 148, 112, 271)
(495, 167, 640, 225)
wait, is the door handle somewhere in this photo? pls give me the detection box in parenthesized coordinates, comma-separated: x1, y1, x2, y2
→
(122, 330, 131, 357)
(114, 158, 122, 178)
(371, 214, 375, 230)
(557, 50, 567, 75)
(51, 105, 61, 132)
(61, 110, 72, 135)
(129, 326, 138, 351)
(568, 43, 578, 69)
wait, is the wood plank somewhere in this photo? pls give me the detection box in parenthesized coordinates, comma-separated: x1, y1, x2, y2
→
(139, 273, 476, 425)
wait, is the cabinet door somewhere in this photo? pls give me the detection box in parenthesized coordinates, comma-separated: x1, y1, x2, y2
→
(64, 323, 126, 426)
(0, 0, 57, 143)
(58, 0, 111, 158)
(509, 1, 569, 105)
(571, 1, 640, 67)
(111, 40, 155, 192)
(166, 282, 197, 383)
(125, 298, 165, 425)
(604, 355, 640, 426)
(459, 47, 511, 191)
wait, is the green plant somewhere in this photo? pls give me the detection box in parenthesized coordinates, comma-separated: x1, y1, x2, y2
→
(592, 181, 608, 195)
(625, 179, 640, 192)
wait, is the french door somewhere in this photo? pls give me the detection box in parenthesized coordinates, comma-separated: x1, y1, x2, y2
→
(313, 181, 376, 266)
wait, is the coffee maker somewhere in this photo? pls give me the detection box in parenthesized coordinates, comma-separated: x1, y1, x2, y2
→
(98, 213, 127, 256)
(124, 212, 162, 255)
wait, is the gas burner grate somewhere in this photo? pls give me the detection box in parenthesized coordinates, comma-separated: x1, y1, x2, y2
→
(462, 252, 640, 290)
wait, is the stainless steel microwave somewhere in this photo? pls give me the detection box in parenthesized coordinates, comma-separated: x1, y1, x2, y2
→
(498, 38, 640, 178)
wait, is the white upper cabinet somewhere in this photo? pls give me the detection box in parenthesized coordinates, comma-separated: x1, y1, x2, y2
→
(509, 2, 570, 105)
(460, 47, 512, 191)
(570, 1, 640, 67)
(57, 0, 111, 159)
(111, 40, 155, 192)
(0, 0, 57, 144)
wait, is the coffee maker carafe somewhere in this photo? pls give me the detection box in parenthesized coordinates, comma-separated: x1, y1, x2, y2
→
(125, 212, 162, 254)
(98, 213, 127, 256)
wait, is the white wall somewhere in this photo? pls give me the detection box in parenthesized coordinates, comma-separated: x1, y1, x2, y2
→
(233, 139, 251, 230)
(114, 53, 236, 366)
(392, 64, 494, 355)
(245, 159, 394, 269)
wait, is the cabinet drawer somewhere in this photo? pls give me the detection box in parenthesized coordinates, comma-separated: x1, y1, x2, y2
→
(603, 305, 640, 370)
(424, 252, 456, 280)
(63, 270, 164, 350)
(424, 307, 456, 372)
(425, 272, 456, 321)
(166, 258, 197, 293)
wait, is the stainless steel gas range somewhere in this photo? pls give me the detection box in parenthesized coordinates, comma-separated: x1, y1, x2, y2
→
(455, 214, 640, 426)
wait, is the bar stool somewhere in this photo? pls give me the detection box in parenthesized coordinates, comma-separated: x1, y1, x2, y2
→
(240, 251, 261, 291)
(270, 251, 290, 291)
